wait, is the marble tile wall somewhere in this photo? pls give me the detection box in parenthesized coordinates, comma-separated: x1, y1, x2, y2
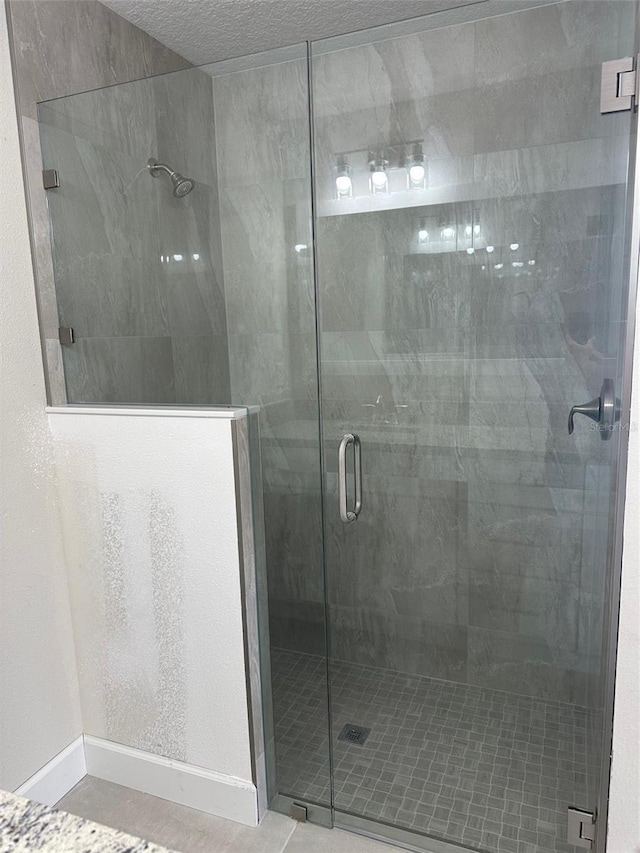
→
(6, 0, 192, 404)
(312, 0, 635, 713)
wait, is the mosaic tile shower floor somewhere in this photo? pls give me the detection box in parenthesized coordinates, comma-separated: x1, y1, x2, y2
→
(272, 648, 589, 853)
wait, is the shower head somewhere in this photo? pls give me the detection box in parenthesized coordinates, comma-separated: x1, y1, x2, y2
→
(171, 173, 195, 197)
(147, 158, 195, 198)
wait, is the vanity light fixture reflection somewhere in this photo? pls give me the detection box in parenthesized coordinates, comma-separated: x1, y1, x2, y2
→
(369, 156, 389, 196)
(407, 144, 426, 190)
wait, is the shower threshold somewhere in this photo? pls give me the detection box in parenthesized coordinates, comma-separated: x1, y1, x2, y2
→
(271, 794, 477, 853)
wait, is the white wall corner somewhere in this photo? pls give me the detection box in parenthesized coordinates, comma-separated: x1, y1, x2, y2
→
(13, 736, 86, 806)
(84, 736, 258, 826)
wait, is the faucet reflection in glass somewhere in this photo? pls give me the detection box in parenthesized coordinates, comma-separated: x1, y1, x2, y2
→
(362, 395, 409, 425)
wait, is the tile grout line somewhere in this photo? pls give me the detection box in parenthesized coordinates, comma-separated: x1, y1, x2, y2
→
(280, 820, 303, 853)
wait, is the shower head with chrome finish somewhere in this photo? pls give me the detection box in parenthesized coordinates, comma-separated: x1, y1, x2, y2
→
(147, 158, 195, 198)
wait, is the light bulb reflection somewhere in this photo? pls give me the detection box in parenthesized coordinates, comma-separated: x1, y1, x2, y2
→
(418, 228, 429, 243)
(336, 174, 352, 193)
(369, 157, 389, 196)
(510, 243, 519, 251)
(407, 144, 426, 190)
(335, 161, 352, 199)
(486, 245, 495, 253)
(441, 226, 455, 240)
(409, 164, 425, 184)
(370, 171, 388, 195)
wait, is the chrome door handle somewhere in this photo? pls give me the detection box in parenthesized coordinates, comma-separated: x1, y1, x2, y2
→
(568, 378, 620, 441)
(338, 433, 362, 523)
(353, 433, 362, 519)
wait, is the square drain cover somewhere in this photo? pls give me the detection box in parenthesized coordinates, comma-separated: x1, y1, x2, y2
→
(338, 723, 371, 746)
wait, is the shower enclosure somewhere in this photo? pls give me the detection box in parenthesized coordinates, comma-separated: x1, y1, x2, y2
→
(36, 1, 638, 851)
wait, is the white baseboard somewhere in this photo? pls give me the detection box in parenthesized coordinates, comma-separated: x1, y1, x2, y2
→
(14, 736, 86, 805)
(84, 736, 258, 827)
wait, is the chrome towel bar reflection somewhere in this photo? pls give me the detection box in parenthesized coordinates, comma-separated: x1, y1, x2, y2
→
(338, 433, 362, 523)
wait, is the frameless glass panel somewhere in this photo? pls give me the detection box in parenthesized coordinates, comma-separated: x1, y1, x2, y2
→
(38, 66, 231, 404)
(38, 46, 331, 811)
(311, 1, 637, 850)
(207, 46, 332, 810)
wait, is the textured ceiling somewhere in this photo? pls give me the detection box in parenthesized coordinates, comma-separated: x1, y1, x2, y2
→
(99, 0, 481, 65)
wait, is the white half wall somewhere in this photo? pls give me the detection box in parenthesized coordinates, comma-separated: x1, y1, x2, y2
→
(48, 408, 257, 815)
(0, 5, 82, 793)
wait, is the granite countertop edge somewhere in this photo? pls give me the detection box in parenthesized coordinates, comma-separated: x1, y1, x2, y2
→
(0, 789, 175, 852)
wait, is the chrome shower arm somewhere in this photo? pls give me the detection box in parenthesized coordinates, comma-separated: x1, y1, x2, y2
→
(147, 158, 174, 178)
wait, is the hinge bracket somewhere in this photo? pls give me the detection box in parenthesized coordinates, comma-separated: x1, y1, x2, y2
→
(568, 807, 596, 849)
(42, 169, 60, 190)
(58, 326, 75, 345)
(601, 55, 638, 113)
(290, 803, 307, 822)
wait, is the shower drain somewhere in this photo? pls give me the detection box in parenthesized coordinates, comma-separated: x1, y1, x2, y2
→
(338, 723, 371, 746)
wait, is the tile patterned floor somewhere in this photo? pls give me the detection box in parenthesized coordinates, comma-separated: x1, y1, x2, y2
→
(272, 648, 590, 853)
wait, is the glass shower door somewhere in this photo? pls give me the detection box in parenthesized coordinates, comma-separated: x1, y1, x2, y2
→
(312, 2, 637, 851)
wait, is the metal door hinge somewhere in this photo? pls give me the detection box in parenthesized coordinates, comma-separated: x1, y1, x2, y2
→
(58, 326, 75, 345)
(290, 803, 307, 822)
(42, 169, 60, 189)
(601, 55, 638, 113)
(568, 807, 596, 849)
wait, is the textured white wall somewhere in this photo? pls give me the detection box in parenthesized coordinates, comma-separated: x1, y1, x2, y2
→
(48, 410, 254, 785)
(0, 6, 82, 792)
(608, 193, 640, 849)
